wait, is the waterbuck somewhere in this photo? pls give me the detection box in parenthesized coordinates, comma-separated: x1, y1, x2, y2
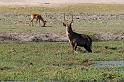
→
(31, 13, 47, 27)
(63, 14, 92, 52)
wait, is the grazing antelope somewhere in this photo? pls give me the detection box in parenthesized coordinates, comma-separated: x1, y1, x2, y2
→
(30, 13, 47, 27)
(63, 14, 92, 52)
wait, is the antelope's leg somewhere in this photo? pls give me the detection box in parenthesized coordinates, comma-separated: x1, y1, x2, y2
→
(84, 45, 92, 53)
(31, 19, 34, 26)
(40, 16, 46, 27)
(71, 42, 77, 51)
(35, 19, 38, 24)
(38, 19, 41, 26)
(43, 22, 46, 27)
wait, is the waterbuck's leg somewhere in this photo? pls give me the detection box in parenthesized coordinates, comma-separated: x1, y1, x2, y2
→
(87, 48, 92, 53)
(71, 42, 77, 51)
(74, 44, 78, 53)
(74, 44, 77, 51)
(84, 45, 92, 53)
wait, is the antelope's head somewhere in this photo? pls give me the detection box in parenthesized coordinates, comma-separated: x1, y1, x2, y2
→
(63, 21, 72, 29)
(42, 20, 47, 27)
(63, 13, 73, 28)
(44, 20, 47, 23)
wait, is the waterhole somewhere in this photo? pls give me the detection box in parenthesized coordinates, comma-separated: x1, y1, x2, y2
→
(94, 61, 124, 67)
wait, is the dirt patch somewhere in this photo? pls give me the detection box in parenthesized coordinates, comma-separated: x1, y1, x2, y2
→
(0, 32, 124, 42)
(0, 32, 68, 42)
(94, 32, 124, 41)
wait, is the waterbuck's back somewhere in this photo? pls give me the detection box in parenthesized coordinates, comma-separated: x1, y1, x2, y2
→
(69, 32, 92, 46)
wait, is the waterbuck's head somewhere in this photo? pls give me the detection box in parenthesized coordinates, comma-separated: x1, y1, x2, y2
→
(63, 13, 73, 29)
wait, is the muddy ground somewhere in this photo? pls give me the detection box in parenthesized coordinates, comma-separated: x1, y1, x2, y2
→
(0, 32, 124, 42)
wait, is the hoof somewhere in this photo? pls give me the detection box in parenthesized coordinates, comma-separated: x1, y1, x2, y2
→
(74, 51, 78, 54)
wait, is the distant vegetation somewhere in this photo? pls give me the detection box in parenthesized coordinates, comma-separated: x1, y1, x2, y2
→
(0, 4, 124, 13)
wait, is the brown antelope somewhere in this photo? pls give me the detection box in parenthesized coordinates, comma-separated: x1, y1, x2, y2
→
(30, 13, 47, 27)
(63, 13, 92, 52)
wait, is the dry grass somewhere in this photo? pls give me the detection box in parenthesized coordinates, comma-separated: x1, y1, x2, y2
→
(0, 4, 124, 13)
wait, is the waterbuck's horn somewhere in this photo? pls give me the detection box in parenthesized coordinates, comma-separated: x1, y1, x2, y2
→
(71, 13, 74, 24)
(64, 13, 66, 21)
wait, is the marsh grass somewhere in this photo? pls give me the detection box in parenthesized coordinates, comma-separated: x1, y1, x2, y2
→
(0, 41, 123, 81)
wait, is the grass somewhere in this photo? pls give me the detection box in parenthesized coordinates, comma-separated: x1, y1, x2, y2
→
(0, 4, 124, 35)
(0, 4, 123, 35)
(0, 12, 124, 35)
(0, 41, 123, 81)
(0, 3, 124, 81)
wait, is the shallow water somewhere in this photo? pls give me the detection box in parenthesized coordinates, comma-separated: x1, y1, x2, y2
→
(94, 61, 124, 67)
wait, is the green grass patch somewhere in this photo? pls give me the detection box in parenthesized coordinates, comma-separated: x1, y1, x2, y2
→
(0, 41, 123, 81)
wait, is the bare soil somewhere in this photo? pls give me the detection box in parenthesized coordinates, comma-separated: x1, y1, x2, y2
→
(0, 32, 124, 42)
(0, 32, 67, 42)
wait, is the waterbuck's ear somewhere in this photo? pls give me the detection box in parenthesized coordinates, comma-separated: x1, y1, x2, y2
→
(63, 22, 66, 26)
